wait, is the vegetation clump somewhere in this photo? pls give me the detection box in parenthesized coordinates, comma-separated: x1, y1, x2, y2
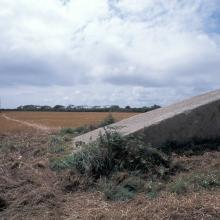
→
(169, 170, 220, 194)
(0, 138, 23, 152)
(51, 129, 171, 178)
(48, 135, 67, 153)
(59, 114, 115, 136)
(99, 114, 115, 127)
(97, 175, 146, 201)
(100, 180, 136, 201)
(145, 180, 165, 198)
(49, 127, 220, 201)
(50, 129, 175, 200)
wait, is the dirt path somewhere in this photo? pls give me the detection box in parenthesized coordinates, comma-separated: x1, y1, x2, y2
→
(2, 113, 57, 132)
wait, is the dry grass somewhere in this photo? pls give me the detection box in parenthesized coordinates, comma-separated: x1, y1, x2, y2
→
(0, 111, 137, 134)
(62, 191, 220, 220)
(0, 130, 219, 220)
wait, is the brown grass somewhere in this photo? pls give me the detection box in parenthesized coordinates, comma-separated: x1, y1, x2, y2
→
(62, 191, 220, 220)
(0, 111, 138, 134)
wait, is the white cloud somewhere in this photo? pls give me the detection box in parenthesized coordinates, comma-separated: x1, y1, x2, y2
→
(0, 0, 220, 108)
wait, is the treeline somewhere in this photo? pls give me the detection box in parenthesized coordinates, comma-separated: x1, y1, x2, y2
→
(3, 104, 161, 113)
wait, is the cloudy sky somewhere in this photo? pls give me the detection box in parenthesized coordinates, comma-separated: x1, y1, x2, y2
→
(0, 0, 220, 108)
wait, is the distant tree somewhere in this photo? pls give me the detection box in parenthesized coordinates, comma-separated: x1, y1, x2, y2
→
(40, 105, 52, 111)
(17, 106, 24, 110)
(75, 106, 84, 110)
(22, 105, 38, 111)
(151, 104, 161, 110)
(92, 106, 101, 110)
(66, 105, 75, 111)
(15, 103, 161, 113)
(53, 105, 65, 111)
(110, 105, 120, 112)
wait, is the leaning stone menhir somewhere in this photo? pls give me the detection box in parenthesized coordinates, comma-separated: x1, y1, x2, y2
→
(73, 89, 220, 149)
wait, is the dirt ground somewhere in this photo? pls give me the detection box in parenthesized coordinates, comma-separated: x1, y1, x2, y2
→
(0, 129, 219, 220)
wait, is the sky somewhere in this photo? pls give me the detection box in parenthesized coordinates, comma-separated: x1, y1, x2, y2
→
(0, 0, 220, 108)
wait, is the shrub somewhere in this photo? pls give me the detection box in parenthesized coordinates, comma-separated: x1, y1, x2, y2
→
(0, 138, 23, 152)
(169, 178, 189, 195)
(99, 178, 135, 201)
(120, 176, 146, 192)
(60, 127, 76, 135)
(67, 142, 112, 177)
(99, 114, 115, 127)
(145, 181, 164, 198)
(189, 171, 220, 189)
(96, 173, 151, 201)
(98, 175, 148, 201)
(50, 142, 112, 176)
(169, 170, 220, 194)
(51, 129, 171, 179)
(59, 114, 116, 137)
(98, 130, 170, 175)
(60, 126, 90, 136)
(49, 145, 66, 153)
(104, 185, 135, 201)
(50, 157, 70, 170)
(49, 135, 67, 153)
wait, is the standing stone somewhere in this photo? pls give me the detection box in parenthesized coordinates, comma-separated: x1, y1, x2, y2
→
(73, 89, 220, 147)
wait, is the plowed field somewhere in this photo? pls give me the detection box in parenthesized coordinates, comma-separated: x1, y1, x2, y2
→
(0, 111, 138, 134)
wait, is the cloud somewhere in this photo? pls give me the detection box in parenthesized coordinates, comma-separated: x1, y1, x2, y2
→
(0, 0, 220, 107)
(0, 50, 91, 87)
